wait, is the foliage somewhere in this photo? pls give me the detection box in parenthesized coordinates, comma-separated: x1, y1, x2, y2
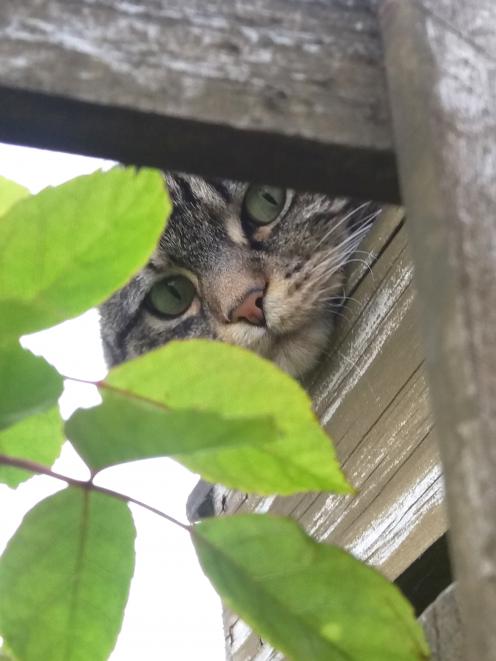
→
(0, 343, 62, 429)
(0, 168, 169, 338)
(66, 341, 350, 494)
(0, 489, 135, 661)
(0, 170, 429, 661)
(0, 408, 63, 488)
(194, 515, 429, 661)
(0, 176, 29, 216)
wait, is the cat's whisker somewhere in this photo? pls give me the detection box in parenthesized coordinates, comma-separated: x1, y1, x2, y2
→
(324, 294, 362, 310)
(311, 240, 362, 272)
(322, 223, 375, 261)
(310, 216, 376, 273)
(345, 258, 375, 280)
(312, 211, 352, 250)
(307, 269, 346, 297)
(330, 309, 352, 324)
(341, 294, 362, 307)
(313, 203, 373, 251)
(350, 248, 376, 270)
(309, 251, 354, 283)
(346, 257, 373, 267)
(322, 298, 359, 322)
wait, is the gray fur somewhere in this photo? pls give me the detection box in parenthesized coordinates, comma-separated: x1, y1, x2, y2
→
(100, 174, 379, 376)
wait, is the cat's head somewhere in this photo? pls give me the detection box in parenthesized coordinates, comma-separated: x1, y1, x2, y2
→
(100, 174, 378, 377)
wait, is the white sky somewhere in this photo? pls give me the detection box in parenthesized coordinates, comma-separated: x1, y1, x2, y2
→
(0, 143, 225, 660)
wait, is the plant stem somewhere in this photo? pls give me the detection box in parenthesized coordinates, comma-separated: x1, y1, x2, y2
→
(0, 454, 191, 532)
(61, 373, 171, 411)
(59, 374, 101, 386)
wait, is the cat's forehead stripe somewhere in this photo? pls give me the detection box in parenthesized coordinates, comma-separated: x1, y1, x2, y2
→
(187, 177, 232, 208)
(204, 180, 232, 204)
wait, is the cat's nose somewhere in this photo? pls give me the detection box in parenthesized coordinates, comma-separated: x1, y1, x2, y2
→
(229, 288, 265, 326)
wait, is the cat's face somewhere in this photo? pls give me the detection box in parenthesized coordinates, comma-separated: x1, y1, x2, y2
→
(100, 174, 378, 376)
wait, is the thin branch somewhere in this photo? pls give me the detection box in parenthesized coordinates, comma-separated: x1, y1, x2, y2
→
(98, 381, 171, 411)
(61, 373, 171, 411)
(59, 374, 101, 386)
(0, 454, 191, 532)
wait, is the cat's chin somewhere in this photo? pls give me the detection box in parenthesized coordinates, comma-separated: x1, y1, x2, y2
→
(268, 319, 332, 377)
(217, 323, 272, 358)
(218, 318, 332, 378)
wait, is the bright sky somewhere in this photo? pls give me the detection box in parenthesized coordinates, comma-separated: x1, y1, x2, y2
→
(0, 143, 225, 660)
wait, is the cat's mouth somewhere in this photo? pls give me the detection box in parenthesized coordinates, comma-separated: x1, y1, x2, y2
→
(213, 268, 340, 376)
(218, 312, 332, 377)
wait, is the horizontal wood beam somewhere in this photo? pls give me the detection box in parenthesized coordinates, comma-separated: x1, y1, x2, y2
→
(0, 1, 399, 202)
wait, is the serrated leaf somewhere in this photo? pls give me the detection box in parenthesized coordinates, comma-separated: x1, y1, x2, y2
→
(0, 176, 30, 217)
(66, 388, 276, 471)
(193, 515, 430, 661)
(0, 343, 63, 429)
(74, 340, 350, 495)
(0, 167, 170, 337)
(0, 488, 136, 661)
(0, 407, 64, 487)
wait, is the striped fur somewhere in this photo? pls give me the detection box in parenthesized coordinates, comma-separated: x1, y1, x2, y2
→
(100, 174, 379, 376)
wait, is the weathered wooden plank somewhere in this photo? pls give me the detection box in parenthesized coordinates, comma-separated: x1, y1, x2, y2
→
(379, 1, 496, 659)
(0, 1, 399, 201)
(420, 584, 464, 661)
(214, 209, 447, 659)
(225, 219, 446, 577)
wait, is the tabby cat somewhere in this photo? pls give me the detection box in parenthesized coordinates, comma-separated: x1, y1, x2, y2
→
(100, 174, 379, 376)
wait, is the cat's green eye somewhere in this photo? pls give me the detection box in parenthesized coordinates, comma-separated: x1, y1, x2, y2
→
(243, 185, 286, 225)
(145, 275, 196, 318)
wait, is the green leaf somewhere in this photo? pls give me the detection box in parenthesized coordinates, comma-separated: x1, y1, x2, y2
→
(72, 340, 350, 495)
(193, 515, 430, 661)
(0, 167, 170, 337)
(0, 408, 64, 487)
(0, 488, 136, 661)
(66, 388, 276, 471)
(0, 176, 30, 217)
(0, 644, 15, 661)
(0, 343, 63, 429)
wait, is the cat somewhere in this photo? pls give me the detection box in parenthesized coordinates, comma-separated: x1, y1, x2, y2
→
(100, 173, 380, 377)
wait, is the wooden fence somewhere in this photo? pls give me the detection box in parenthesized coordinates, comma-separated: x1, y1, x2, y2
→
(1, 1, 495, 659)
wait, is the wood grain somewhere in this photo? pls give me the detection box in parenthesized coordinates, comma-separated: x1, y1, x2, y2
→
(217, 209, 447, 659)
(420, 584, 465, 661)
(0, 1, 399, 201)
(380, 2, 496, 659)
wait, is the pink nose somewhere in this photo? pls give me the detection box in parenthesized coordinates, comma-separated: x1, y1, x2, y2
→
(230, 288, 265, 326)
